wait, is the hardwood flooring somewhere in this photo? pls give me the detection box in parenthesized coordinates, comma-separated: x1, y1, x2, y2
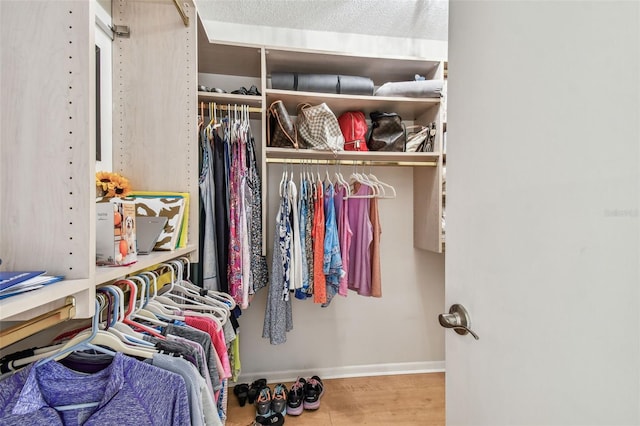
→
(226, 373, 445, 426)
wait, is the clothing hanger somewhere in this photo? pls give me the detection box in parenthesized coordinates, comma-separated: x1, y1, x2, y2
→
(367, 168, 396, 199)
(160, 260, 228, 325)
(112, 279, 165, 338)
(97, 286, 155, 347)
(176, 256, 236, 309)
(139, 270, 184, 317)
(279, 163, 289, 197)
(347, 165, 378, 199)
(126, 275, 169, 327)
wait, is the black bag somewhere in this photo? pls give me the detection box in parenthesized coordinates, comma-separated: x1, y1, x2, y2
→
(367, 112, 406, 152)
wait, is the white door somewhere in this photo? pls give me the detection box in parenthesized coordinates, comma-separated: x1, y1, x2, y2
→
(445, 1, 639, 425)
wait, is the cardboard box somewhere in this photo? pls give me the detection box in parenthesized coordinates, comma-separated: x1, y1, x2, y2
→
(96, 199, 137, 266)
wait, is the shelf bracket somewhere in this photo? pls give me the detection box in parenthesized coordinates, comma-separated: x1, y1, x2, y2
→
(0, 296, 76, 348)
(172, 0, 190, 27)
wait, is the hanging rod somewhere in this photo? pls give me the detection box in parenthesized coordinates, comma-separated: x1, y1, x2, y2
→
(172, 0, 189, 26)
(214, 104, 262, 114)
(0, 297, 76, 348)
(266, 158, 437, 167)
(199, 102, 263, 115)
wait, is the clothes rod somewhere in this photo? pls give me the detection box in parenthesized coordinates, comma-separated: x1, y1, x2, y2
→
(215, 105, 262, 114)
(200, 103, 263, 114)
(266, 158, 437, 167)
(0, 297, 76, 348)
(172, 0, 189, 26)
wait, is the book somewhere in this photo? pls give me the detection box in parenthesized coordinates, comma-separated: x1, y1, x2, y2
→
(0, 271, 45, 292)
(0, 272, 64, 300)
(130, 192, 189, 250)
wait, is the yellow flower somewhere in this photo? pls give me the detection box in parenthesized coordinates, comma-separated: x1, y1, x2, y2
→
(95, 171, 132, 198)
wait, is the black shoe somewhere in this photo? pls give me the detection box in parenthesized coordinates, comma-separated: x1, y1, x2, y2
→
(248, 378, 267, 404)
(233, 383, 249, 407)
(286, 377, 306, 416)
(247, 85, 261, 96)
(231, 86, 248, 95)
(303, 376, 324, 410)
(255, 413, 284, 426)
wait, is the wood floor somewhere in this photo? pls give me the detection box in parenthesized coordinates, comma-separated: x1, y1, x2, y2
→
(226, 373, 445, 426)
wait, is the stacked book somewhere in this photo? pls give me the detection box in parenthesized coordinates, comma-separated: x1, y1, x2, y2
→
(0, 271, 64, 300)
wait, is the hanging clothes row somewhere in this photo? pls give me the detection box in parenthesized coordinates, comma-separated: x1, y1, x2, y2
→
(198, 103, 268, 310)
(263, 164, 394, 344)
(0, 259, 237, 425)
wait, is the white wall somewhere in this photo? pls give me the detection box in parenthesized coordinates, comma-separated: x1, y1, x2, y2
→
(240, 166, 445, 382)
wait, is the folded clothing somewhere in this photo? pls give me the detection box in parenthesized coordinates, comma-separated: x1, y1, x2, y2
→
(271, 72, 374, 95)
(374, 79, 444, 98)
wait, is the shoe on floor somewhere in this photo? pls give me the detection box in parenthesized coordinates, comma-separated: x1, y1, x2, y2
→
(233, 383, 249, 407)
(254, 413, 285, 426)
(255, 386, 272, 417)
(303, 375, 324, 410)
(271, 383, 288, 416)
(248, 378, 267, 404)
(286, 377, 306, 416)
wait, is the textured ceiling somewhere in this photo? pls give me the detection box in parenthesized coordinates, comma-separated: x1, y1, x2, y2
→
(195, 0, 449, 41)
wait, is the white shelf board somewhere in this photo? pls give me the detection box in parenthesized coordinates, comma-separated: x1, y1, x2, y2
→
(0, 278, 89, 321)
(198, 91, 263, 108)
(95, 245, 198, 285)
(266, 147, 440, 164)
(266, 89, 440, 120)
(265, 48, 441, 84)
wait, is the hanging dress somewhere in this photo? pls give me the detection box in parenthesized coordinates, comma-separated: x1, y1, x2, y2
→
(369, 195, 382, 297)
(312, 180, 326, 304)
(262, 185, 294, 345)
(322, 181, 343, 307)
(199, 125, 219, 291)
(347, 182, 373, 296)
(246, 136, 268, 294)
(333, 182, 352, 297)
(212, 132, 230, 294)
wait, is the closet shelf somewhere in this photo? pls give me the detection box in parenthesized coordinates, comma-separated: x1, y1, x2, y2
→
(198, 91, 263, 108)
(0, 297, 76, 348)
(265, 48, 441, 84)
(0, 279, 89, 321)
(95, 245, 197, 285)
(265, 147, 440, 166)
(265, 89, 440, 121)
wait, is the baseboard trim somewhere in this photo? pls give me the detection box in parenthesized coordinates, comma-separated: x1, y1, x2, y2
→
(235, 361, 445, 385)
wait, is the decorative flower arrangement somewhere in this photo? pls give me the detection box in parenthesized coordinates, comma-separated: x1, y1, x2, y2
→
(95, 171, 132, 198)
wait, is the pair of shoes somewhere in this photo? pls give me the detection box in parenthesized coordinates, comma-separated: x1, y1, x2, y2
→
(303, 376, 324, 410)
(253, 413, 285, 426)
(286, 377, 306, 416)
(286, 376, 324, 415)
(255, 383, 288, 417)
(233, 383, 249, 407)
(248, 378, 267, 404)
(255, 386, 272, 417)
(231, 85, 261, 96)
(271, 383, 288, 416)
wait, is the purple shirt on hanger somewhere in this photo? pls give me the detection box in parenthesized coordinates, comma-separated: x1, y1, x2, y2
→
(0, 352, 190, 426)
(347, 182, 373, 296)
